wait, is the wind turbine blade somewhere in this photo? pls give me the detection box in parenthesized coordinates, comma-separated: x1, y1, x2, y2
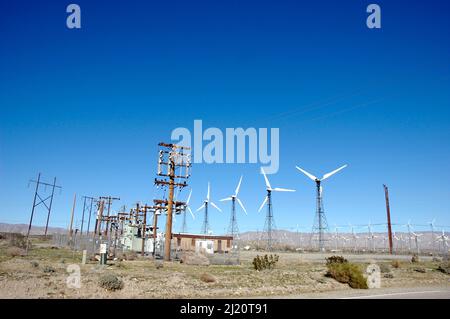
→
(210, 201, 222, 212)
(258, 196, 268, 212)
(186, 189, 192, 204)
(188, 207, 195, 220)
(235, 175, 243, 196)
(260, 167, 271, 189)
(219, 197, 232, 202)
(196, 203, 205, 212)
(295, 166, 317, 181)
(207, 182, 210, 201)
(321, 164, 348, 181)
(236, 197, 247, 215)
(271, 187, 296, 192)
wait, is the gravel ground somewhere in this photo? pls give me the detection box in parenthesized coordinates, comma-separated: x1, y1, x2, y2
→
(0, 244, 448, 299)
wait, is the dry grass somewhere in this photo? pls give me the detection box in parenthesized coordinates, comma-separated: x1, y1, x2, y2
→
(0, 241, 449, 298)
(6, 247, 26, 257)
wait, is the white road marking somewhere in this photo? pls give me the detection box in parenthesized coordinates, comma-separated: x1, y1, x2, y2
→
(341, 290, 445, 299)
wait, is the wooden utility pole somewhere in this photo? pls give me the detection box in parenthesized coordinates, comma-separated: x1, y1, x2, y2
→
(95, 199, 104, 235)
(68, 193, 77, 239)
(141, 206, 148, 256)
(152, 210, 159, 240)
(384, 185, 393, 254)
(154, 143, 191, 261)
(164, 158, 175, 261)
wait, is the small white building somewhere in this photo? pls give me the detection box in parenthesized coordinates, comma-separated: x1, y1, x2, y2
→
(195, 240, 215, 255)
(120, 223, 160, 254)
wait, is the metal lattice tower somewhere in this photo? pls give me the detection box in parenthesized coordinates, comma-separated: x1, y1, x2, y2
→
(261, 191, 277, 251)
(227, 198, 239, 239)
(81, 196, 96, 236)
(26, 173, 62, 253)
(180, 210, 188, 233)
(311, 180, 329, 251)
(258, 168, 295, 251)
(296, 164, 347, 252)
(201, 202, 210, 234)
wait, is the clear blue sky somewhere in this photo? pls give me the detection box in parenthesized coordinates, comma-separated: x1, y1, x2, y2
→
(1, 0, 449, 235)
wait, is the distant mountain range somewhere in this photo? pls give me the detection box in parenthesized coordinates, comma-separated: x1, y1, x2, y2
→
(0, 223, 66, 235)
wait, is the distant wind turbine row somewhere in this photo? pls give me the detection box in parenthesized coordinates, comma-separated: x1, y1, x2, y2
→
(176, 163, 347, 251)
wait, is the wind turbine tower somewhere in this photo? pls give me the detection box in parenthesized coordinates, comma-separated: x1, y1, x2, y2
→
(197, 183, 221, 234)
(220, 176, 247, 241)
(258, 168, 295, 251)
(180, 189, 194, 233)
(295, 164, 347, 251)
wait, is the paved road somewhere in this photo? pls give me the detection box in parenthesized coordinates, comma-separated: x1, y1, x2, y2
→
(270, 286, 450, 299)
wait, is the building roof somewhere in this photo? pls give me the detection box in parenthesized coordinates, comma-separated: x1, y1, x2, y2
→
(172, 233, 233, 240)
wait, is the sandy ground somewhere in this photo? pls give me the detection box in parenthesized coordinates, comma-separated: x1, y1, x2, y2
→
(0, 242, 449, 299)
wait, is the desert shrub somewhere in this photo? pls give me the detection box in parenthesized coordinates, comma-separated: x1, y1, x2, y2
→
(379, 263, 391, 273)
(252, 254, 279, 271)
(123, 251, 137, 261)
(30, 261, 39, 268)
(411, 254, 419, 263)
(6, 247, 25, 257)
(114, 261, 126, 269)
(325, 255, 348, 265)
(437, 262, 450, 274)
(8, 234, 28, 249)
(98, 274, 124, 291)
(325, 259, 368, 289)
(391, 260, 401, 268)
(414, 267, 426, 273)
(43, 266, 56, 273)
(200, 273, 217, 283)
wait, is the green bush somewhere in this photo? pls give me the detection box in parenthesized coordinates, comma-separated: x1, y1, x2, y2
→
(325, 257, 368, 289)
(252, 254, 279, 271)
(98, 274, 124, 291)
(325, 255, 348, 265)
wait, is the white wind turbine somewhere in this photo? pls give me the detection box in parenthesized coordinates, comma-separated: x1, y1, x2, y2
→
(349, 223, 359, 253)
(220, 175, 247, 240)
(258, 167, 295, 251)
(366, 222, 378, 252)
(341, 235, 350, 250)
(429, 219, 436, 252)
(332, 225, 343, 251)
(435, 229, 449, 256)
(180, 189, 195, 233)
(197, 182, 221, 235)
(404, 220, 413, 252)
(295, 164, 347, 251)
(411, 231, 423, 255)
(393, 231, 403, 253)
